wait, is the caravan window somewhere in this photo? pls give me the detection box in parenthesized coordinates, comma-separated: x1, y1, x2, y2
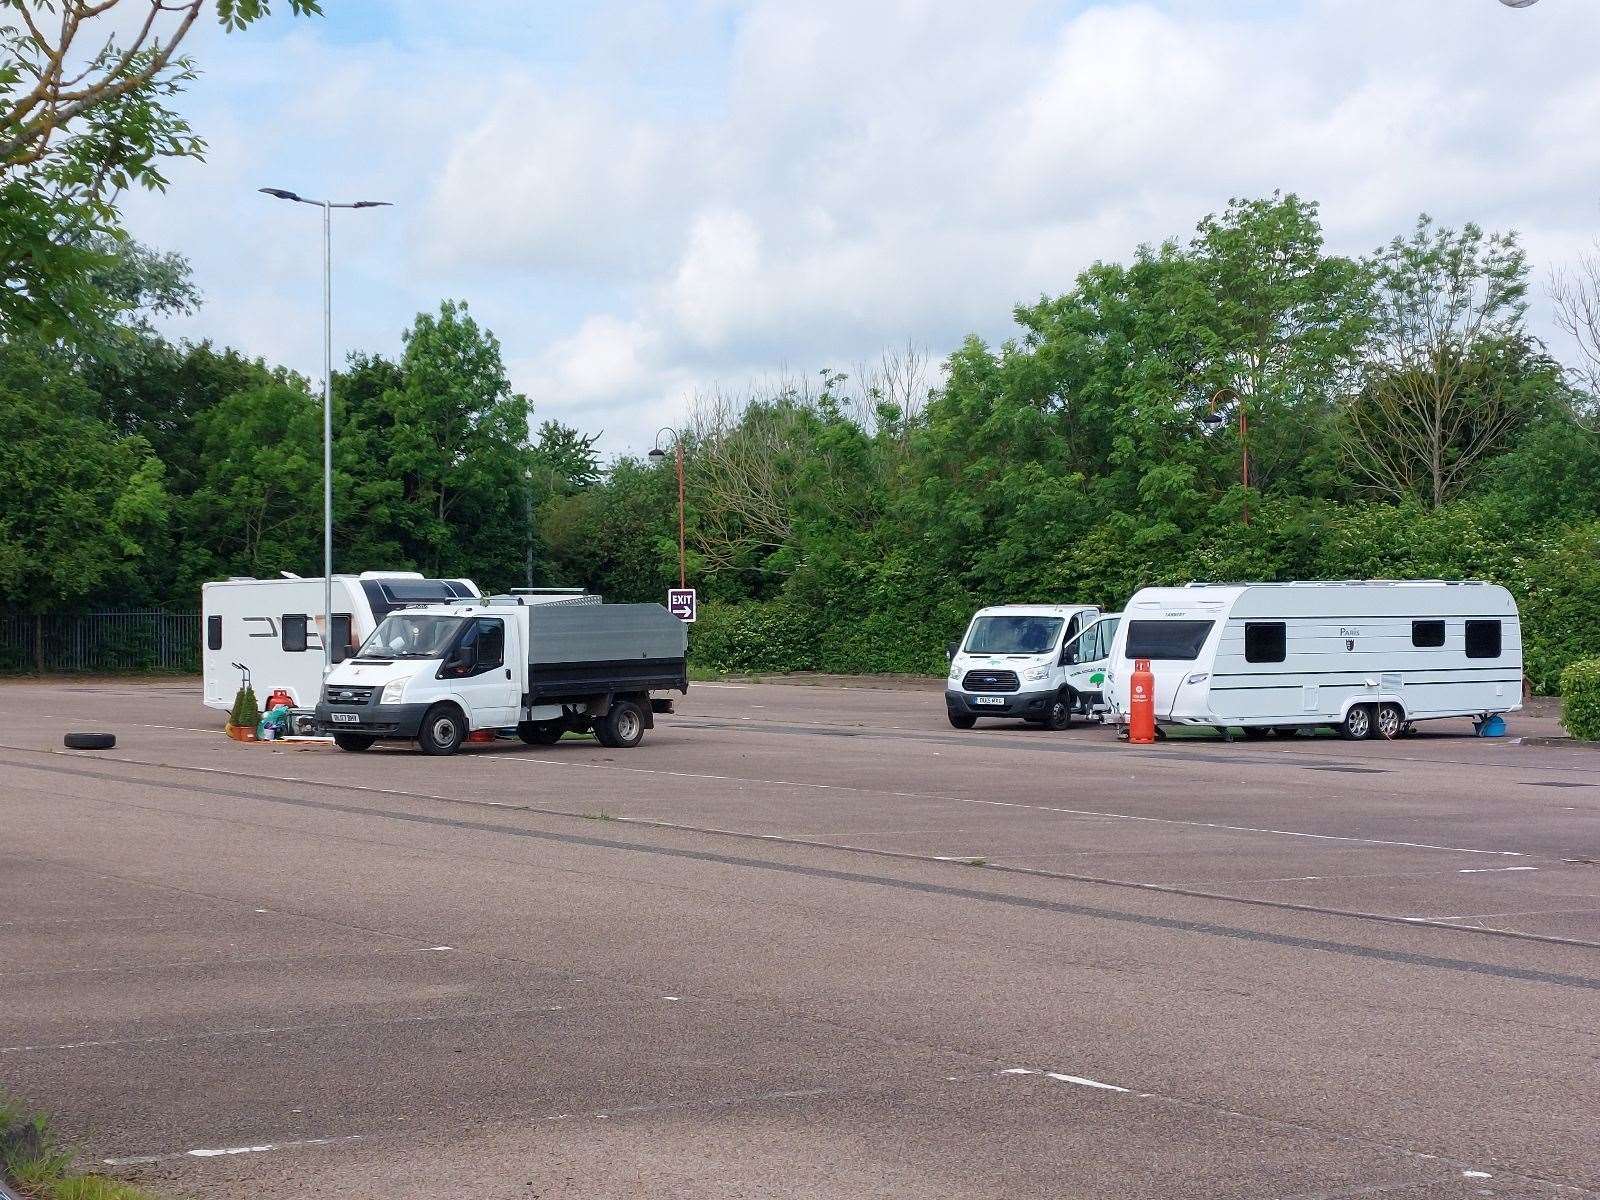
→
(207, 615, 222, 651)
(330, 614, 353, 664)
(282, 614, 308, 653)
(1244, 622, 1286, 663)
(1412, 620, 1445, 648)
(1465, 620, 1502, 659)
(1124, 620, 1213, 661)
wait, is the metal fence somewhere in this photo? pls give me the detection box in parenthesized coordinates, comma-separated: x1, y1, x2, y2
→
(0, 610, 201, 674)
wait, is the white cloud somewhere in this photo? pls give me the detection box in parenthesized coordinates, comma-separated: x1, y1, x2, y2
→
(118, 0, 1600, 456)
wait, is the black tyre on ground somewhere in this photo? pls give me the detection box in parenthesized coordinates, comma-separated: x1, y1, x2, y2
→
(1374, 702, 1404, 740)
(947, 711, 977, 730)
(1045, 692, 1074, 731)
(596, 700, 646, 749)
(418, 705, 466, 756)
(517, 721, 564, 746)
(63, 732, 115, 750)
(333, 733, 375, 752)
(1337, 704, 1373, 741)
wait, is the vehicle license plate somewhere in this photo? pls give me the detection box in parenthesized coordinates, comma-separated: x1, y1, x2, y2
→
(974, 696, 1006, 706)
(330, 712, 359, 724)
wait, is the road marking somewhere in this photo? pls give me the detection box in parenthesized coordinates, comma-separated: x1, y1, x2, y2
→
(105, 1135, 364, 1166)
(1000, 1067, 1131, 1093)
(1458, 866, 1538, 874)
(691, 683, 749, 689)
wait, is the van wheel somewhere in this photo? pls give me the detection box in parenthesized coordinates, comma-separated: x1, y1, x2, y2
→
(1045, 693, 1074, 731)
(1374, 702, 1404, 740)
(1338, 705, 1373, 741)
(517, 721, 564, 746)
(333, 733, 374, 752)
(597, 700, 646, 749)
(948, 712, 977, 730)
(418, 705, 466, 756)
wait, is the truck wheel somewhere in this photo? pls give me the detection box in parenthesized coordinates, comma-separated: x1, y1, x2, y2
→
(1338, 704, 1373, 741)
(597, 700, 645, 749)
(418, 705, 466, 756)
(1374, 702, 1404, 740)
(518, 721, 564, 746)
(947, 712, 977, 730)
(1045, 693, 1074, 731)
(333, 733, 374, 752)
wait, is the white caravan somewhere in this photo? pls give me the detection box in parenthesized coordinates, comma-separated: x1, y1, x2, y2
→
(1104, 581, 1522, 739)
(201, 572, 480, 712)
(945, 604, 1118, 729)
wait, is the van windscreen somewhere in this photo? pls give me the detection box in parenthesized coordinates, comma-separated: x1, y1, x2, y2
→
(963, 615, 1064, 655)
(1124, 619, 1213, 661)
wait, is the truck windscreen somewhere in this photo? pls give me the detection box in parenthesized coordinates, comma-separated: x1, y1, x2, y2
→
(1123, 619, 1213, 661)
(963, 616, 1064, 655)
(357, 614, 463, 659)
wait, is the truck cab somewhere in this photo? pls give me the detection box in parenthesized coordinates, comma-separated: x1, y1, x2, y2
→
(314, 597, 687, 755)
(944, 604, 1111, 730)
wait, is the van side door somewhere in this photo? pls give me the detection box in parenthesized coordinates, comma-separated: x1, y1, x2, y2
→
(438, 616, 519, 729)
(1062, 617, 1117, 705)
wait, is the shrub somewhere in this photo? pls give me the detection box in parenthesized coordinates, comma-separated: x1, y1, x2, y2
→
(228, 685, 260, 729)
(1560, 659, 1600, 741)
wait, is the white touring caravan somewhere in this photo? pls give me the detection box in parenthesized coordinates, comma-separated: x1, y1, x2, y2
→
(1104, 581, 1523, 739)
(201, 572, 480, 713)
(314, 594, 688, 754)
(945, 604, 1120, 729)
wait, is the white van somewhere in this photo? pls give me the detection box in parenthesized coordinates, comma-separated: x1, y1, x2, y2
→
(945, 604, 1119, 729)
(1104, 581, 1523, 739)
(201, 572, 479, 712)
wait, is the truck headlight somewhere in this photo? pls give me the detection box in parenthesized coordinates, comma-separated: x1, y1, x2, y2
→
(1023, 666, 1050, 681)
(380, 677, 411, 704)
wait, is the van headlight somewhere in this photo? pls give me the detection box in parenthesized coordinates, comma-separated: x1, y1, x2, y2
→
(1023, 666, 1050, 681)
(380, 676, 411, 704)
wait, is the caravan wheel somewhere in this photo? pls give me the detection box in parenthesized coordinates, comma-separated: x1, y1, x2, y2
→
(1374, 703, 1404, 740)
(1337, 705, 1373, 741)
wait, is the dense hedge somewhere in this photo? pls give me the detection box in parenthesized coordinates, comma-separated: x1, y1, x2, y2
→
(687, 505, 1600, 693)
(1561, 659, 1600, 741)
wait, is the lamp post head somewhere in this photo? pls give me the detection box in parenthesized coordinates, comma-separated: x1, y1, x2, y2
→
(351, 200, 392, 209)
(648, 447, 667, 461)
(259, 187, 302, 202)
(1202, 410, 1225, 428)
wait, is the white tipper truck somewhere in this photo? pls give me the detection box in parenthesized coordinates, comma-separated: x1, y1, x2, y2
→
(314, 594, 688, 755)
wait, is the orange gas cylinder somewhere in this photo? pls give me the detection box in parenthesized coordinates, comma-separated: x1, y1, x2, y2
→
(466, 729, 497, 743)
(1129, 657, 1156, 745)
(264, 689, 294, 712)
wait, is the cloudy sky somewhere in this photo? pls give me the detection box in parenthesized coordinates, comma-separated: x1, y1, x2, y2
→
(121, 0, 1600, 456)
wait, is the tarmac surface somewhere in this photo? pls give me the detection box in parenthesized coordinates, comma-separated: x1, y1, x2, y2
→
(1, 676, 1597, 1199)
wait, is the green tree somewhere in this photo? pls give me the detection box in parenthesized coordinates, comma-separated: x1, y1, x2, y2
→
(1343, 217, 1538, 508)
(0, 0, 320, 337)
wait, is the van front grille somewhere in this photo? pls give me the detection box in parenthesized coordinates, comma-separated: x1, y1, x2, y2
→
(962, 670, 1020, 693)
(323, 686, 375, 706)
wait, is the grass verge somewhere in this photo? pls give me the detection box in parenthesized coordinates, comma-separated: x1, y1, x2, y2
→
(0, 1096, 155, 1200)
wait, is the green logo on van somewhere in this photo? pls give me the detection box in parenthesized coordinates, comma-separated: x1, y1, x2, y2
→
(1090, 671, 1105, 685)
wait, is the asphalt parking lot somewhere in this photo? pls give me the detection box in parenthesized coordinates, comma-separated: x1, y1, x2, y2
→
(2, 677, 1598, 1199)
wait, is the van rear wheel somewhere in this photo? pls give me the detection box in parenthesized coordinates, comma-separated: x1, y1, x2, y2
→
(517, 721, 564, 746)
(1338, 705, 1373, 741)
(596, 700, 646, 749)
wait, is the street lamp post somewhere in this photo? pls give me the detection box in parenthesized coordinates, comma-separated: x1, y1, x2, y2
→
(647, 429, 686, 589)
(259, 188, 392, 676)
(1203, 387, 1249, 525)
